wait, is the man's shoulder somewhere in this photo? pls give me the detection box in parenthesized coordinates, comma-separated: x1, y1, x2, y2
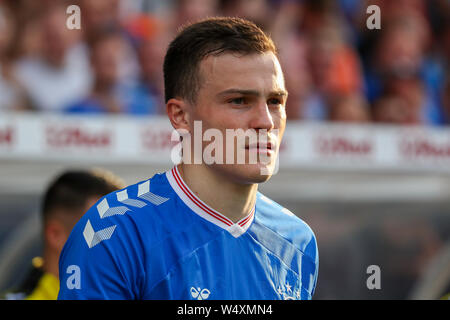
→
(104, 171, 171, 212)
(255, 192, 312, 231)
(255, 192, 317, 262)
(72, 171, 175, 249)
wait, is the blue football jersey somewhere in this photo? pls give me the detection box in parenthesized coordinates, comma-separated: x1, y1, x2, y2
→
(58, 166, 319, 300)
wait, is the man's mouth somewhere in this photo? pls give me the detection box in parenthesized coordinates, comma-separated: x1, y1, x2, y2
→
(245, 141, 276, 154)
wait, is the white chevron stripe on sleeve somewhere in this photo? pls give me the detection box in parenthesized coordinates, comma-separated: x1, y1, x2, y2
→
(83, 219, 117, 248)
(97, 198, 130, 218)
(116, 189, 147, 208)
(137, 180, 169, 206)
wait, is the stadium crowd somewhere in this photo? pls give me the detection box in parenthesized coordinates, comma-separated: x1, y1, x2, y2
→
(0, 0, 449, 125)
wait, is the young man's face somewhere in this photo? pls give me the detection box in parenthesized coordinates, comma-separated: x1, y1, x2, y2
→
(187, 51, 287, 184)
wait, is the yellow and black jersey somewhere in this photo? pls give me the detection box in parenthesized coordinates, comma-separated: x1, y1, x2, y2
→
(1, 257, 59, 300)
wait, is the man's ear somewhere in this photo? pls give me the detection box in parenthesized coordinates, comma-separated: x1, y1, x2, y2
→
(166, 98, 191, 133)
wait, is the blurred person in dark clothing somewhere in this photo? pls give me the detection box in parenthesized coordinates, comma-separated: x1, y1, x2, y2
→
(2, 169, 124, 300)
(442, 78, 450, 124)
(364, 9, 445, 125)
(438, 19, 450, 124)
(372, 73, 436, 125)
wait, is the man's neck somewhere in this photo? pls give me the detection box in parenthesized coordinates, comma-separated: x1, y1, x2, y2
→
(178, 164, 257, 223)
(42, 249, 59, 279)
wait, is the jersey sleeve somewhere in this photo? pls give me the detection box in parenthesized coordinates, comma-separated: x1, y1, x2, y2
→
(58, 198, 145, 300)
(308, 234, 319, 297)
(297, 216, 319, 298)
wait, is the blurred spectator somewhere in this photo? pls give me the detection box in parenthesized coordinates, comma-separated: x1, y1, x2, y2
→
(0, 0, 447, 126)
(372, 94, 420, 125)
(372, 73, 431, 125)
(269, 0, 312, 120)
(125, 15, 171, 115)
(13, 3, 92, 112)
(79, 0, 122, 43)
(65, 24, 159, 115)
(65, 26, 127, 114)
(329, 93, 371, 123)
(303, 14, 364, 120)
(79, 0, 139, 83)
(220, 0, 271, 30)
(131, 34, 168, 115)
(0, 4, 30, 111)
(365, 8, 446, 125)
(441, 77, 450, 124)
(439, 18, 450, 124)
(278, 34, 313, 120)
(171, 0, 219, 30)
(1, 169, 125, 300)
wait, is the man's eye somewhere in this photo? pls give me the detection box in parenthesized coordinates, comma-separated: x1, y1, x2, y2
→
(268, 98, 282, 105)
(229, 97, 246, 105)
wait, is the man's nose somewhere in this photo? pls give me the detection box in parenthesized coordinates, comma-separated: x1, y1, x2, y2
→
(249, 102, 274, 131)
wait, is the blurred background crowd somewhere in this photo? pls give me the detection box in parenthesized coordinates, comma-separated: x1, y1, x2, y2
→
(0, 0, 449, 300)
(0, 0, 449, 125)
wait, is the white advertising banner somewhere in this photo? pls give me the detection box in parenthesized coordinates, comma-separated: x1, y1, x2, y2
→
(1, 113, 450, 173)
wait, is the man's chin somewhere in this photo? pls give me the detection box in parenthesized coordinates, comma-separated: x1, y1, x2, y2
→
(247, 173, 272, 184)
(215, 163, 275, 185)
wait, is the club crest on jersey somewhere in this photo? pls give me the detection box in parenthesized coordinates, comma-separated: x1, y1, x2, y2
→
(276, 282, 301, 300)
(190, 287, 210, 300)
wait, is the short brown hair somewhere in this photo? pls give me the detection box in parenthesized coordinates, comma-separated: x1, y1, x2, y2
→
(42, 169, 125, 223)
(163, 17, 277, 104)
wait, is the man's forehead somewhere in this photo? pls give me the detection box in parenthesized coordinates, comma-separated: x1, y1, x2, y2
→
(201, 51, 281, 73)
(199, 51, 285, 91)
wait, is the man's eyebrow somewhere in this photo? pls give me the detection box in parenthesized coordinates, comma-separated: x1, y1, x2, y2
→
(217, 88, 288, 97)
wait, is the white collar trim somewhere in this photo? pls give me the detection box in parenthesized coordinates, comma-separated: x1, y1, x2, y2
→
(166, 166, 255, 238)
